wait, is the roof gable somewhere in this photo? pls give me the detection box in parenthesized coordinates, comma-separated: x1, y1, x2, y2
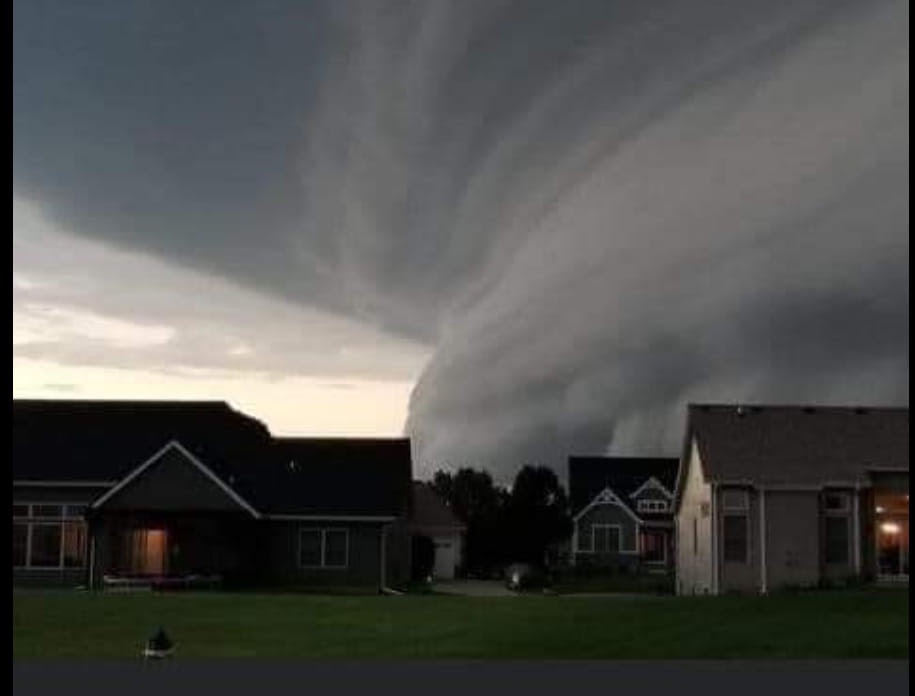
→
(573, 486, 641, 524)
(410, 481, 465, 530)
(91, 441, 260, 516)
(567, 456, 679, 515)
(247, 438, 413, 517)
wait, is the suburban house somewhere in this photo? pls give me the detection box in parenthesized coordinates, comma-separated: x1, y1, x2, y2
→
(674, 404, 909, 595)
(408, 481, 466, 580)
(13, 399, 413, 591)
(568, 456, 680, 571)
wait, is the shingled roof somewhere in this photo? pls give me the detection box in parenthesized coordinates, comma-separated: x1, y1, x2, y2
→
(13, 399, 271, 483)
(568, 456, 679, 518)
(13, 400, 413, 518)
(410, 481, 465, 530)
(684, 404, 909, 487)
(254, 438, 413, 517)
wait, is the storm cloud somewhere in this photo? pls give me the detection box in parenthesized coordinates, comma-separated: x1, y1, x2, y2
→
(14, 0, 908, 482)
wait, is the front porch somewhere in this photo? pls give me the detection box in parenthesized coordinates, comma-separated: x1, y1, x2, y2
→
(89, 511, 262, 590)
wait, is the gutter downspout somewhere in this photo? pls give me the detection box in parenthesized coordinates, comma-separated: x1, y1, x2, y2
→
(378, 523, 402, 595)
(759, 488, 768, 595)
(88, 534, 96, 591)
(853, 483, 862, 578)
(710, 483, 719, 595)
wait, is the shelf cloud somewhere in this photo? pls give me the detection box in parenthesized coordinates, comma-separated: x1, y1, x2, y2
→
(14, 0, 908, 482)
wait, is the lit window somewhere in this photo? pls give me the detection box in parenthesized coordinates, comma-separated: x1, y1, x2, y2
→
(637, 499, 668, 513)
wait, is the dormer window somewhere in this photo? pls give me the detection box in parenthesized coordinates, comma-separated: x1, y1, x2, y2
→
(636, 499, 668, 513)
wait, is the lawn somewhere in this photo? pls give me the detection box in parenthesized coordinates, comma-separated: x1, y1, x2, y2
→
(13, 588, 908, 659)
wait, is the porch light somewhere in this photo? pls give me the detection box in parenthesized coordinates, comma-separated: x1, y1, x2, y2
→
(880, 522, 901, 535)
(876, 506, 886, 513)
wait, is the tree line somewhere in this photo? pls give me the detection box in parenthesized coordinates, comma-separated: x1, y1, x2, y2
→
(426, 465, 572, 577)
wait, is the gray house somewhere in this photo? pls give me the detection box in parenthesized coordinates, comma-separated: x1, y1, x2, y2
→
(674, 404, 909, 595)
(568, 457, 680, 571)
(13, 400, 412, 591)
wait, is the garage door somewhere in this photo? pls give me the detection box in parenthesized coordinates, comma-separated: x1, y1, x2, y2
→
(433, 537, 457, 580)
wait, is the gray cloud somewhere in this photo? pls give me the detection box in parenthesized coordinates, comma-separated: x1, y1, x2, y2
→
(14, 0, 908, 483)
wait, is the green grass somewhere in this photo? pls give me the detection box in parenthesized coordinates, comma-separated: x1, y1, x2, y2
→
(13, 588, 908, 659)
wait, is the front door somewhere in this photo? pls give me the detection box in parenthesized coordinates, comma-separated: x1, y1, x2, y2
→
(123, 528, 169, 575)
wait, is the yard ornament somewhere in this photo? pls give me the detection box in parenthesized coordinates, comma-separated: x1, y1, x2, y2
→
(143, 626, 175, 659)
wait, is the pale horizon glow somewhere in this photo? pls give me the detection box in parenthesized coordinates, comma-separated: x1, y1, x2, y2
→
(13, 357, 415, 437)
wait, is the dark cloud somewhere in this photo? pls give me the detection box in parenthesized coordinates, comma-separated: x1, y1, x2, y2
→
(14, 0, 908, 483)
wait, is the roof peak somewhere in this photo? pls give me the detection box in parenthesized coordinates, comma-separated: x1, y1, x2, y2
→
(689, 403, 908, 414)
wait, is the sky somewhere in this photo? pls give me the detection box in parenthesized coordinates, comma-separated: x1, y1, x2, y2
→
(13, 0, 909, 483)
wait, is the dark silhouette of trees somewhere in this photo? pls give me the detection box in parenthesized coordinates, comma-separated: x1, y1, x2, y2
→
(429, 464, 571, 575)
(504, 465, 572, 567)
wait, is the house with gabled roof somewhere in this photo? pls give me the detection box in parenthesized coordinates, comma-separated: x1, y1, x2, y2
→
(673, 404, 909, 595)
(568, 456, 680, 571)
(13, 399, 412, 591)
(408, 481, 466, 580)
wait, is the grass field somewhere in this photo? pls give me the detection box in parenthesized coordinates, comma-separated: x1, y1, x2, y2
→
(13, 588, 908, 659)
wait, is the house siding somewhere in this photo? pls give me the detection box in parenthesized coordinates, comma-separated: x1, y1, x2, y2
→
(98, 447, 249, 512)
(258, 520, 386, 587)
(574, 504, 639, 568)
(675, 440, 713, 595)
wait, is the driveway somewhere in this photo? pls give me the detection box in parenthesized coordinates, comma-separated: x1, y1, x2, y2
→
(431, 580, 517, 597)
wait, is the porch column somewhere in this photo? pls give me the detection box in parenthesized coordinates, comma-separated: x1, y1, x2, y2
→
(379, 524, 388, 590)
(759, 488, 767, 594)
(853, 486, 861, 576)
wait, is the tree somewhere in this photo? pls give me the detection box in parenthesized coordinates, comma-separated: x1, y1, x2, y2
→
(411, 534, 436, 581)
(505, 465, 572, 567)
(430, 467, 510, 575)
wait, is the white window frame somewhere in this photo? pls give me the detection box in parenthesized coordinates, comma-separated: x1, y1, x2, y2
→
(823, 491, 852, 565)
(722, 512, 750, 564)
(636, 499, 669, 514)
(13, 503, 88, 570)
(592, 524, 624, 553)
(297, 527, 349, 569)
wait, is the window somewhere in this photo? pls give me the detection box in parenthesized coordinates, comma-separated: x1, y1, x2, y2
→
(723, 514, 749, 563)
(636, 499, 668, 513)
(722, 489, 749, 511)
(298, 528, 349, 569)
(721, 489, 749, 563)
(823, 491, 851, 565)
(641, 531, 666, 563)
(824, 516, 850, 564)
(12, 503, 87, 569)
(576, 525, 593, 552)
(592, 525, 622, 553)
(30, 524, 63, 567)
(13, 524, 28, 567)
